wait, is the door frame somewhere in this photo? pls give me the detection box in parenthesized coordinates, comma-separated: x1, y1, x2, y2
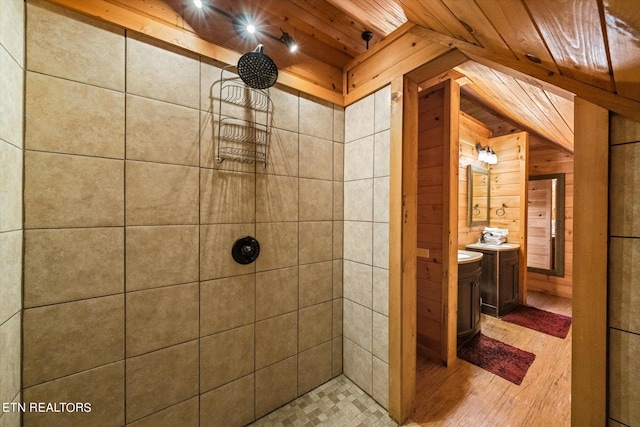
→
(388, 66, 609, 425)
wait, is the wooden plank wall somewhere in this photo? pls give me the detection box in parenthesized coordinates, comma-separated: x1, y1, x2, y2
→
(458, 113, 492, 247)
(488, 133, 527, 244)
(527, 135, 574, 298)
(416, 84, 446, 361)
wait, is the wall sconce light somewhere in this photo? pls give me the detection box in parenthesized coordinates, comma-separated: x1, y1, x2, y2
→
(280, 30, 298, 53)
(475, 143, 498, 165)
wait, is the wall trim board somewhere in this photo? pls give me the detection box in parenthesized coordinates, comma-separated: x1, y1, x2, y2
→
(388, 75, 418, 425)
(571, 98, 608, 425)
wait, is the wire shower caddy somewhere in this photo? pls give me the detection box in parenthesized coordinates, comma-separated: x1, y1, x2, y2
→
(216, 67, 272, 167)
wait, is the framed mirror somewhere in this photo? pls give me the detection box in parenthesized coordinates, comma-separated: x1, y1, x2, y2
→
(527, 173, 565, 277)
(467, 165, 490, 227)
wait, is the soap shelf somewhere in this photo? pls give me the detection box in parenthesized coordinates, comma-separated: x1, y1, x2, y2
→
(215, 67, 272, 167)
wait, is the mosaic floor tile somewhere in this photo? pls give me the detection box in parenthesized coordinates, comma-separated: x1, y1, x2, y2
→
(249, 375, 398, 427)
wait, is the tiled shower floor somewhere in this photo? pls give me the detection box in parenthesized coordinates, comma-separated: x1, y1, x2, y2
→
(249, 375, 398, 427)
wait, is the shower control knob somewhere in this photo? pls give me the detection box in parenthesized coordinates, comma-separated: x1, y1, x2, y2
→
(232, 236, 260, 265)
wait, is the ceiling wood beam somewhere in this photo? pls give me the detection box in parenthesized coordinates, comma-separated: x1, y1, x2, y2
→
(410, 25, 640, 122)
(46, 0, 345, 105)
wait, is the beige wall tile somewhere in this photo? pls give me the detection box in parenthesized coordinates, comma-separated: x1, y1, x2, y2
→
(609, 238, 640, 334)
(609, 328, 640, 426)
(256, 267, 298, 321)
(126, 283, 199, 357)
(299, 221, 333, 264)
(24, 151, 124, 228)
(126, 95, 199, 166)
(334, 143, 344, 182)
(201, 274, 254, 337)
(609, 419, 627, 427)
(126, 341, 199, 423)
(255, 356, 297, 419)
(343, 221, 373, 265)
(0, 392, 21, 427)
(255, 312, 297, 369)
(610, 143, 640, 237)
(127, 34, 199, 108)
(256, 175, 298, 222)
(343, 338, 372, 395)
(333, 106, 345, 143)
(23, 362, 124, 427)
(333, 221, 343, 259)
(345, 93, 374, 143)
(299, 135, 333, 180)
(333, 181, 344, 220)
(128, 397, 198, 427)
(299, 301, 332, 352)
(373, 222, 390, 269)
(260, 127, 299, 177)
(26, 0, 124, 90)
(0, 314, 20, 407)
(0, 231, 21, 325)
(200, 223, 255, 280)
(199, 58, 224, 113)
(345, 179, 373, 221)
(0, 142, 22, 232)
(298, 342, 332, 395)
(201, 169, 255, 224)
(126, 225, 198, 292)
(299, 261, 333, 308)
(343, 299, 372, 352)
(0, 49, 23, 149)
(300, 93, 334, 140)
(299, 179, 333, 221)
(333, 299, 343, 338)
(374, 85, 391, 133)
(0, 0, 25, 67)
(372, 312, 389, 363)
(270, 86, 299, 133)
(200, 325, 254, 393)
(23, 295, 124, 387)
(610, 114, 640, 145)
(373, 267, 389, 316)
(374, 130, 391, 177)
(344, 135, 374, 181)
(374, 177, 390, 223)
(372, 357, 389, 409)
(126, 161, 198, 226)
(333, 260, 343, 299)
(200, 374, 254, 427)
(255, 222, 298, 271)
(26, 72, 124, 158)
(332, 337, 343, 377)
(25, 228, 124, 307)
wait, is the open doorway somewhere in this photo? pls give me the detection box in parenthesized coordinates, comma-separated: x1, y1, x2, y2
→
(390, 58, 606, 426)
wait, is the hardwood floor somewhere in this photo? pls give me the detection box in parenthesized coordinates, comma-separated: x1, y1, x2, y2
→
(411, 291, 572, 426)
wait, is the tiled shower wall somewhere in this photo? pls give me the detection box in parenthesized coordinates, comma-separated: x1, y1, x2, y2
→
(21, 1, 344, 425)
(0, 1, 24, 426)
(343, 86, 391, 408)
(608, 114, 640, 426)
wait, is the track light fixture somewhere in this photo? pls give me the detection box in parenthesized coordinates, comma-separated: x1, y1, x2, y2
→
(193, 0, 202, 8)
(280, 30, 298, 53)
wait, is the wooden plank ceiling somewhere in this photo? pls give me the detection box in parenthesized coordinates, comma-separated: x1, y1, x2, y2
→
(54, 0, 640, 151)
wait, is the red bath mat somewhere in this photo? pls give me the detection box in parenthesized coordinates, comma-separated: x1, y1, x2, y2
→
(457, 334, 536, 385)
(501, 305, 572, 339)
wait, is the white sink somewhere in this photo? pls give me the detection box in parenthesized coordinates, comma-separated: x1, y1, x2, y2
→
(465, 242, 520, 252)
(458, 250, 483, 264)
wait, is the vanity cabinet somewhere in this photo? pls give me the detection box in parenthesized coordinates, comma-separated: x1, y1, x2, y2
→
(457, 258, 482, 348)
(466, 245, 519, 317)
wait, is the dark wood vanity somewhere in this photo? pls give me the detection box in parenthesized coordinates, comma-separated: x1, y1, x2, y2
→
(457, 251, 483, 348)
(466, 243, 520, 318)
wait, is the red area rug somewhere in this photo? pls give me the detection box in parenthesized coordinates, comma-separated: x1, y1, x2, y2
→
(458, 334, 536, 385)
(501, 305, 572, 339)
